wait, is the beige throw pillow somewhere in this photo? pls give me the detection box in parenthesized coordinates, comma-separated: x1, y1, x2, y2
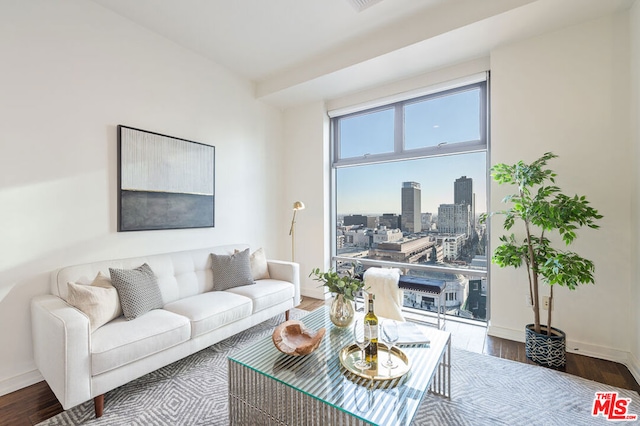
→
(67, 272, 123, 332)
(249, 247, 270, 280)
(234, 248, 270, 280)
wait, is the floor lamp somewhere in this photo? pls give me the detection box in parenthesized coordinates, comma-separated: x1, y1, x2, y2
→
(289, 201, 305, 262)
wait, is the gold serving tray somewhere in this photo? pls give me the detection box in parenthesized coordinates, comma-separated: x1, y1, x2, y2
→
(339, 343, 411, 381)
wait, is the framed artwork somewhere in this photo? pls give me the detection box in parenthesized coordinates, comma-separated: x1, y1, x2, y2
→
(117, 125, 215, 231)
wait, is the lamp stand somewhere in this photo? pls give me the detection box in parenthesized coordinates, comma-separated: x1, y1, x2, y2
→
(289, 209, 298, 262)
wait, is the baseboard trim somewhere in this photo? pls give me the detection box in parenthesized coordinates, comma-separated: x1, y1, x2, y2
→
(626, 352, 640, 389)
(0, 369, 43, 397)
(300, 286, 329, 301)
(486, 324, 525, 343)
(488, 325, 633, 371)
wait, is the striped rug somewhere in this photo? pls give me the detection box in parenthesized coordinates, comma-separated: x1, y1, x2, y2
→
(38, 309, 640, 426)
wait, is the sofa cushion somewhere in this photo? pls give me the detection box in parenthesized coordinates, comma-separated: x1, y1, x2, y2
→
(210, 249, 254, 291)
(236, 247, 270, 280)
(91, 309, 190, 376)
(67, 272, 123, 332)
(249, 248, 270, 280)
(163, 291, 252, 338)
(109, 263, 164, 320)
(226, 279, 294, 313)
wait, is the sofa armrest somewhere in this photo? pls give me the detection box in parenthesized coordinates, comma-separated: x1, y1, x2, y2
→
(31, 295, 92, 409)
(267, 260, 301, 306)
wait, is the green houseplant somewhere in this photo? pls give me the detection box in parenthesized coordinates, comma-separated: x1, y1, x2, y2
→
(309, 266, 366, 327)
(481, 152, 602, 368)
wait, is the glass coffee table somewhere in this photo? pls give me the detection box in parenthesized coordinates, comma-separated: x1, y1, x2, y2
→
(228, 306, 451, 426)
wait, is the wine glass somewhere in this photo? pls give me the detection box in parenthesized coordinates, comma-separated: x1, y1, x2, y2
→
(354, 382, 374, 413)
(353, 319, 371, 370)
(381, 320, 399, 369)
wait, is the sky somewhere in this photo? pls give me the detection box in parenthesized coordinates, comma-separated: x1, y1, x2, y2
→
(336, 87, 487, 216)
(336, 152, 486, 216)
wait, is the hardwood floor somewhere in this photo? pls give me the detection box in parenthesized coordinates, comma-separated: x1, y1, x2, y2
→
(0, 380, 62, 426)
(2, 298, 638, 425)
(448, 319, 640, 394)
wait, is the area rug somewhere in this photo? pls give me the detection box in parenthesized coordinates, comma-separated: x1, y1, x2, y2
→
(38, 309, 640, 425)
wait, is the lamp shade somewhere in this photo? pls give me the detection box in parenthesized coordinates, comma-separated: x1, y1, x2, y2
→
(293, 201, 305, 211)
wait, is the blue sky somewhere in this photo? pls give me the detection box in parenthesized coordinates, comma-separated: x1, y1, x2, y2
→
(336, 152, 486, 216)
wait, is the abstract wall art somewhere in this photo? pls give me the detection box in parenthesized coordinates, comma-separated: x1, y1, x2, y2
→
(117, 125, 215, 231)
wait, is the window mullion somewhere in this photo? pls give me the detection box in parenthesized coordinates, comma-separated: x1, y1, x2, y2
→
(332, 119, 340, 164)
(394, 103, 404, 154)
(333, 139, 486, 168)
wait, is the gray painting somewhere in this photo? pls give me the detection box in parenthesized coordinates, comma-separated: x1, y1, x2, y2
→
(118, 126, 215, 231)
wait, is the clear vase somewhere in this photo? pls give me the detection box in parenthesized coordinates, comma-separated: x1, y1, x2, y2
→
(329, 294, 355, 327)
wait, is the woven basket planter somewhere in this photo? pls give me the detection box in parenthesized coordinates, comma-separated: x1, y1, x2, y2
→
(525, 324, 566, 369)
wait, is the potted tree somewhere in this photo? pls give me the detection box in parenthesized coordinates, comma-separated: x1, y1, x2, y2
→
(481, 152, 602, 368)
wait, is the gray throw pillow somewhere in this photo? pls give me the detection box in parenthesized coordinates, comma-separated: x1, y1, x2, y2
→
(211, 248, 255, 291)
(109, 263, 163, 320)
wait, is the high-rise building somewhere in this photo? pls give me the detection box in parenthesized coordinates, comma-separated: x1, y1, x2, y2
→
(454, 176, 475, 228)
(437, 203, 470, 235)
(454, 176, 472, 205)
(401, 181, 421, 233)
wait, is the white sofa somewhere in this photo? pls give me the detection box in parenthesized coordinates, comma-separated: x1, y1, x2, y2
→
(31, 245, 300, 418)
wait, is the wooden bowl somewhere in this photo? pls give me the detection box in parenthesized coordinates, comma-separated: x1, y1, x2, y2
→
(272, 320, 326, 356)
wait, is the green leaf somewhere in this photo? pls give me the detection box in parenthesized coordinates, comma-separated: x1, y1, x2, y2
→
(486, 152, 602, 330)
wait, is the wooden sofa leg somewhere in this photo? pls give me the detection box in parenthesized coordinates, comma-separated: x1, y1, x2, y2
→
(94, 394, 104, 418)
(285, 310, 290, 321)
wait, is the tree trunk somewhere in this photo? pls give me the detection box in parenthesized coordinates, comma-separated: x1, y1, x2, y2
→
(546, 285, 553, 336)
(524, 220, 541, 334)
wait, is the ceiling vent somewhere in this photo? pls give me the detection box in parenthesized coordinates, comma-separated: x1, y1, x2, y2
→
(345, 0, 384, 12)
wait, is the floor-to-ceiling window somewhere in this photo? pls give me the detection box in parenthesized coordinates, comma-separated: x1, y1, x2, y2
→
(330, 75, 489, 322)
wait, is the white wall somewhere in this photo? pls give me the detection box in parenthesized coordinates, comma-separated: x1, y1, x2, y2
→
(282, 102, 331, 300)
(0, 0, 284, 395)
(489, 13, 632, 362)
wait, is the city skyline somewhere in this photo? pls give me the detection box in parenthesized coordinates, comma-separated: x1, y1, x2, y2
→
(336, 152, 487, 217)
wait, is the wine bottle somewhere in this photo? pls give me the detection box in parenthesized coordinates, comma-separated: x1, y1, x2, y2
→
(364, 293, 378, 363)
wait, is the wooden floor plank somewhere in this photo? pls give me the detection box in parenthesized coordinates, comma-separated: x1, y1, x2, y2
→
(0, 381, 62, 426)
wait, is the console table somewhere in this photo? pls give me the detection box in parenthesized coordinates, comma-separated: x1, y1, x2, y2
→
(228, 306, 451, 425)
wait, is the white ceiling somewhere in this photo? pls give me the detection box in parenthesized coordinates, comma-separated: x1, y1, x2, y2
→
(89, 0, 634, 108)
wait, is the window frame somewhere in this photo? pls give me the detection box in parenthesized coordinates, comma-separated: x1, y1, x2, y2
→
(330, 78, 490, 281)
(332, 81, 488, 168)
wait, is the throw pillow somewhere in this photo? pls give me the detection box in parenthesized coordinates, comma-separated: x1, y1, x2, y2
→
(67, 272, 123, 332)
(109, 263, 163, 320)
(249, 247, 270, 280)
(235, 247, 270, 280)
(211, 248, 255, 291)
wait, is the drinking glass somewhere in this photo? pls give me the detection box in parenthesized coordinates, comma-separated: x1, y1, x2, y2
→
(354, 382, 374, 413)
(353, 319, 371, 370)
(381, 320, 399, 368)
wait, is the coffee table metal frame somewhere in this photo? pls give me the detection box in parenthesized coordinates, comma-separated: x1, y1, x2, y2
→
(228, 306, 451, 426)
